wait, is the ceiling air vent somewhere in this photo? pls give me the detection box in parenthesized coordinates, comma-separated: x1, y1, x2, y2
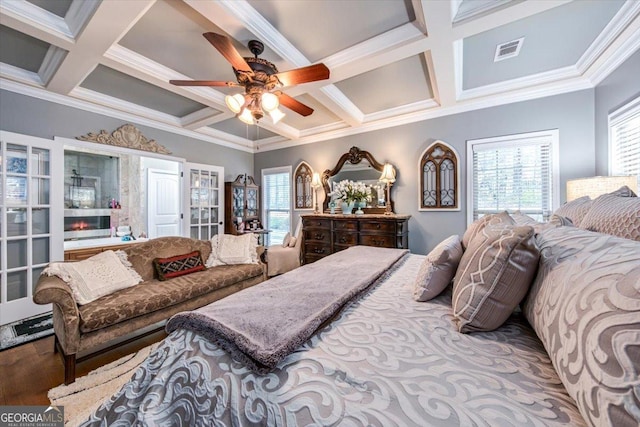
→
(494, 37, 524, 62)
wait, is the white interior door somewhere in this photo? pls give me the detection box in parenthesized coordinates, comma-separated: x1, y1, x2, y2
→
(0, 131, 63, 325)
(184, 163, 224, 240)
(147, 168, 181, 238)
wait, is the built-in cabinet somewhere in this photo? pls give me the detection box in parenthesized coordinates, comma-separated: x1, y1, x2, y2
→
(64, 242, 139, 261)
(225, 175, 262, 234)
(301, 214, 410, 264)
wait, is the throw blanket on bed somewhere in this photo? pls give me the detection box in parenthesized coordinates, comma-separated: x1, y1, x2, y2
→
(166, 245, 408, 373)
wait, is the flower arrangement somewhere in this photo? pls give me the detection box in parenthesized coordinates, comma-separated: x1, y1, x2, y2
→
(330, 180, 372, 204)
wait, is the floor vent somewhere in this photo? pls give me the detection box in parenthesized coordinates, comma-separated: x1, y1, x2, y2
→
(494, 38, 524, 62)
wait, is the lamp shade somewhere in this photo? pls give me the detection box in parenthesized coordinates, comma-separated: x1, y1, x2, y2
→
(261, 92, 279, 112)
(225, 94, 245, 114)
(269, 108, 285, 124)
(566, 176, 638, 201)
(311, 172, 321, 188)
(379, 163, 396, 183)
(238, 108, 255, 125)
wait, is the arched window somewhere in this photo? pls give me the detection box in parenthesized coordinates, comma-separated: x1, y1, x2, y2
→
(294, 161, 313, 210)
(419, 141, 459, 210)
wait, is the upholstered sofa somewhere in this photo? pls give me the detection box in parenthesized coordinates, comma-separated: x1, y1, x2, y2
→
(34, 236, 266, 384)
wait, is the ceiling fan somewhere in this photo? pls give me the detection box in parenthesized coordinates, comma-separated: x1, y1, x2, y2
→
(170, 32, 330, 125)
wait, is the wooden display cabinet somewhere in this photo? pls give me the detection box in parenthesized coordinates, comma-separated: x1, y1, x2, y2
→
(224, 174, 263, 235)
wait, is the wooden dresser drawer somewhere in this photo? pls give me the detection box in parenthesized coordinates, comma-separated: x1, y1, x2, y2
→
(333, 220, 358, 231)
(304, 242, 331, 257)
(360, 234, 396, 248)
(333, 231, 357, 246)
(303, 218, 331, 229)
(304, 229, 330, 243)
(360, 220, 395, 233)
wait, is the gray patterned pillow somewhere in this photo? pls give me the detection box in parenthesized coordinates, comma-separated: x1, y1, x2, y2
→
(511, 211, 538, 226)
(522, 226, 640, 427)
(579, 194, 640, 241)
(413, 235, 463, 302)
(554, 196, 593, 227)
(452, 224, 539, 333)
(461, 211, 514, 249)
(608, 184, 637, 197)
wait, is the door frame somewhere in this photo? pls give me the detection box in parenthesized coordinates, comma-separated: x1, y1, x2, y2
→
(146, 167, 182, 238)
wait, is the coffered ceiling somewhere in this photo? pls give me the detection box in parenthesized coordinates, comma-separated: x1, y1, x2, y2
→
(1, 0, 638, 153)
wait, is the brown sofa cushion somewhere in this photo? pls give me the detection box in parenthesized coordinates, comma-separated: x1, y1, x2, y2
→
(79, 263, 263, 333)
(153, 250, 205, 281)
(124, 237, 212, 282)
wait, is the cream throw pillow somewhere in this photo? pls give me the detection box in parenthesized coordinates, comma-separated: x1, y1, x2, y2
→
(413, 235, 463, 302)
(453, 224, 539, 333)
(207, 233, 259, 267)
(44, 250, 143, 305)
(282, 232, 291, 248)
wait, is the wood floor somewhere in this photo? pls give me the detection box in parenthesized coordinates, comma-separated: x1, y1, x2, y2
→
(0, 331, 167, 406)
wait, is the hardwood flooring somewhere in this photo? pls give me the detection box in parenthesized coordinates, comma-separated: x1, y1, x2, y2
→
(0, 331, 166, 406)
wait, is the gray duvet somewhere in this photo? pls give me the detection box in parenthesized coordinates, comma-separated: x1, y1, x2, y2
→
(80, 255, 585, 426)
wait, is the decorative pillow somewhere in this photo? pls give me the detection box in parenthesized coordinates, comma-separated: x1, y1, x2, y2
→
(43, 250, 142, 305)
(207, 233, 259, 267)
(452, 224, 539, 333)
(522, 226, 640, 426)
(511, 211, 538, 226)
(554, 196, 593, 227)
(153, 250, 205, 281)
(288, 236, 297, 248)
(579, 193, 640, 241)
(413, 235, 463, 302)
(461, 211, 514, 249)
(282, 232, 291, 248)
(608, 184, 637, 197)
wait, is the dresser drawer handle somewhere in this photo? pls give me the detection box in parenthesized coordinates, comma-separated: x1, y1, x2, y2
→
(339, 236, 347, 243)
(376, 223, 381, 229)
(313, 247, 326, 254)
(372, 239, 384, 246)
(314, 233, 325, 240)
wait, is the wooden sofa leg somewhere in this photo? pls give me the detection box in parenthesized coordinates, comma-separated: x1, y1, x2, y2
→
(63, 353, 76, 385)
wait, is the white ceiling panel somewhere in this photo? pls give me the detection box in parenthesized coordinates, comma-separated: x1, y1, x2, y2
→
(0, 0, 637, 152)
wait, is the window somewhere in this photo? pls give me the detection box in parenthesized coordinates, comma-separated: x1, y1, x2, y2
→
(262, 166, 291, 246)
(609, 96, 640, 189)
(419, 140, 460, 210)
(467, 130, 559, 224)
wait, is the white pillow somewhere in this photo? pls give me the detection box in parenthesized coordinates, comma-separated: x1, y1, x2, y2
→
(282, 232, 291, 247)
(207, 233, 259, 267)
(44, 250, 143, 305)
(288, 236, 297, 248)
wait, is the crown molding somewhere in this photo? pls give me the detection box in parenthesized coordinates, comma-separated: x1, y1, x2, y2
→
(587, 15, 640, 85)
(65, 0, 101, 37)
(0, 0, 74, 47)
(38, 45, 66, 86)
(0, 62, 43, 86)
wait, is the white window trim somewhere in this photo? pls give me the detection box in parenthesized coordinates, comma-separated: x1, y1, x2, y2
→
(466, 129, 560, 226)
(608, 95, 640, 175)
(261, 166, 293, 235)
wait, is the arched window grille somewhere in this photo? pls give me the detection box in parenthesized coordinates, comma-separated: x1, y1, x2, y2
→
(294, 161, 313, 209)
(420, 141, 459, 210)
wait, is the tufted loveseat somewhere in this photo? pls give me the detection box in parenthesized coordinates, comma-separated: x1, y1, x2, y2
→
(34, 236, 266, 384)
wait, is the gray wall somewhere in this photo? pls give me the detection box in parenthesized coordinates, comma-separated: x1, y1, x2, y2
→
(0, 89, 253, 181)
(255, 90, 596, 255)
(594, 49, 640, 175)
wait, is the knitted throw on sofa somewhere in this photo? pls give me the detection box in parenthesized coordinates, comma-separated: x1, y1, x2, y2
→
(166, 246, 409, 373)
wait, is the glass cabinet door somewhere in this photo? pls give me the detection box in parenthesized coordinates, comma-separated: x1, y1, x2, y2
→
(185, 163, 224, 240)
(1, 132, 63, 326)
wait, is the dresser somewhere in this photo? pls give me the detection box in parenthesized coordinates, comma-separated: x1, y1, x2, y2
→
(301, 214, 410, 264)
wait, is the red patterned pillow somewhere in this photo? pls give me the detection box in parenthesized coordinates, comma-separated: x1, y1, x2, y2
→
(153, 251, 205, 281)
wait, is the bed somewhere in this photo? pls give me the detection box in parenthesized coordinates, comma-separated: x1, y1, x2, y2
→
(78, 245, 586, 426)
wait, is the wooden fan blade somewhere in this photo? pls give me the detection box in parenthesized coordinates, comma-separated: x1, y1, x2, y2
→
(170, 80, 236, 87)
(203, 32, 251, 72)
(275, 63, 329, 87)
(278, 93, 314, 116)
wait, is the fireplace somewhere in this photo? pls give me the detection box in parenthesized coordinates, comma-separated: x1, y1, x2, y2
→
(64, 209, 112, 240)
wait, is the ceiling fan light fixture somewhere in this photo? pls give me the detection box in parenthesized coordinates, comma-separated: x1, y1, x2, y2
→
(261, 92, 279, 112)
(269, 108, 285, 124)
(225, 93, 245, 114)
(238, 108, 255, 125)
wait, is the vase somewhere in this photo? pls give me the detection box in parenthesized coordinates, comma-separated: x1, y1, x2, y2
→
(341, 201, 355, 214)
(354, 200, 365, 215)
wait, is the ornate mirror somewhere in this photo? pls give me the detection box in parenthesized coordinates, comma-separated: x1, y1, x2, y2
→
(321, 146, 393, 214)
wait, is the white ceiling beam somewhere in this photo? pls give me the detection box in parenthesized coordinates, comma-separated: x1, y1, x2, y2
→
(0, 0, 75, 49)
(46, 0, 155, 94)
(451, 0, 572, 40)
(181, 107, 230, 130)
(419, 1, 457, 107)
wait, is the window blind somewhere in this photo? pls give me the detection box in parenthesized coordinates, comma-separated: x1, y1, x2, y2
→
(470, 134, 554, 222)
(263, 170, 291, 246)
(610, 99, 640, 189)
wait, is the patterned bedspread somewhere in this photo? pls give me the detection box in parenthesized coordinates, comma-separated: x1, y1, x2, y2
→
(81, 255, 585, 426)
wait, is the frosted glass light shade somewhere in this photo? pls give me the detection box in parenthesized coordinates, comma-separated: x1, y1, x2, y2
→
(311, 172, 321, 188)
(238, 108, 255, 125)
(269, 108, 285, 124)
(261, 92, 279, 112)
(566, 175, 638, 201)
(225, 94, 245, 113)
